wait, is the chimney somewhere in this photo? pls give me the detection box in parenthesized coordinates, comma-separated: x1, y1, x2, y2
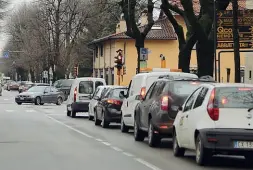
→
(139, 9, 148, 26)
(116, 13, 127, 34)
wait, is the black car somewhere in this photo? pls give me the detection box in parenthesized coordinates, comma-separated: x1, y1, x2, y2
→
(94, 86, 127, 128)
(134, 77, 215, 147)
(53, 79, 74, 100)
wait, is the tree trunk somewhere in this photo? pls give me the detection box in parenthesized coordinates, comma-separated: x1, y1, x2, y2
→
(135, 36, 145, 74)
(196, 39, 214, 77)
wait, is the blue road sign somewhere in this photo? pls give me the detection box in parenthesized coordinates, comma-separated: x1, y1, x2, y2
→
(3, 51, 9, 58)
(140, 48, 148, 55)
(140, 48, 148, 61)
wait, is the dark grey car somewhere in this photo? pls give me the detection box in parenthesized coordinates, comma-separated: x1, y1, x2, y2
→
(15, 86, 65, 105)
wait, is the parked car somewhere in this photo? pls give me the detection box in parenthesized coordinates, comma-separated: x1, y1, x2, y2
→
(67, 77, 106, 118)
(53, 79, 74, 101)
(121, 71, 198, 133)
(88, 85, 109, 120)
(7, 81, 19, 91)
(173, 83, 253, 165)
(94, 86, 128, 128)
(15, 86, 65, 105)
(133, 77, 215, 147)
(0, 86, 2, 96)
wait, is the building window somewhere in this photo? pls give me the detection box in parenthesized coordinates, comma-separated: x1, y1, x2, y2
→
(95, 46, 99, 58)
(100, 45, 104, 57)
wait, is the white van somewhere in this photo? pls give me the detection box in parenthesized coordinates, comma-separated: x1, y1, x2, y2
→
(67, 77, 106, 118)
(120, 72, 198, 132)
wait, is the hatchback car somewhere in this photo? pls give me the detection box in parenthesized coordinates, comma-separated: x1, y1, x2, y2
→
(173, 83, 253, 165)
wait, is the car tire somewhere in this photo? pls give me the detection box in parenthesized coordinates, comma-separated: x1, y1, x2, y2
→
(71, 110, 76, 118)
(17, 102, 22, 105)
(134, 118, 145, 141)
(56, 97, 63, 105)
(94, 110, 101, 126)
(67, 108, 71, 116)
(173, 132, 185, 157)
(101, 111, 109, 128)
(40, 103, 44, 105)
(148, 121, 161, 147)
(35, 97, 41, 105)
(88, 115, 94, 121)
(195, 134, 211, 166)
(120, 116, 129, 133)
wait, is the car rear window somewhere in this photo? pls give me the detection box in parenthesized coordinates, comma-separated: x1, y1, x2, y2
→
(79, 81, 93, 94)
(215, 87, 253, 108)
(61, 80, 74, 87)
(109, 88, 128, 99)
(171, 81, 202, 96)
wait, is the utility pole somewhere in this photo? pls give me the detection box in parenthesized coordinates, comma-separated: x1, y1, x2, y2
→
(232, 0, 241, 83)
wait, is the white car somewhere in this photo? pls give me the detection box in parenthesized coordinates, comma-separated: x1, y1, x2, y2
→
(173, 83, 253, 166)
(88, 85, 109, 120)
(120, 71, 198, 133)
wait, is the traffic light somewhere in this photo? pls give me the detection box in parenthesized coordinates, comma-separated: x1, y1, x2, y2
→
(114, 49, 123, 69)
(74, 65, 78, 77)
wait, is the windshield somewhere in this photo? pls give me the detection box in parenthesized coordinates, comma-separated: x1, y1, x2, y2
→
(172, 81, 202, 96)
(79, 81, 94, 94)
(215, 87, 253, 108)
(110, 88, 128, 99)
(27, 86, 46, 92)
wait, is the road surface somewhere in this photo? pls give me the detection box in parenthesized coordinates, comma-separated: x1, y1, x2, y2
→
(0, 90, 251, 170)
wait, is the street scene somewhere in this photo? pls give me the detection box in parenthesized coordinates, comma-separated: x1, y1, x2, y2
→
(0, 0, 253, 169)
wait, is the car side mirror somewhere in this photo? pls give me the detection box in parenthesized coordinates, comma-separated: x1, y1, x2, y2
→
(94, 96, 101, 101)
(135, 95, 143, 101)
(178, 106, 183, 111)
(119, 91, 127, 98)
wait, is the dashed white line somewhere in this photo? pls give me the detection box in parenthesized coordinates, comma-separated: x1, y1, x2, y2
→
(5, 110, 14, 112)
(26, 110, 36, 112)
(95, 138, 103, 142)
(102, 142, 111, 146)
(4, 99, 9, 101)
(135, 158, 162, 170)
(45, 115, 93, 138)
(111, 146, 123, 152)
(123, 152, 134, 157)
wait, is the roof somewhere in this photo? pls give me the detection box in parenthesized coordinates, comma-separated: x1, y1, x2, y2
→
(89, 18, 177, 45)
(168, 0, 247, 15)
(210, 83, 253, 88)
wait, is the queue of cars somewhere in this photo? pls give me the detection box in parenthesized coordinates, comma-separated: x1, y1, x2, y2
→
(62, 70, 253, 166)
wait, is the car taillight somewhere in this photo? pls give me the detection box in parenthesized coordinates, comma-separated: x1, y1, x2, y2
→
(74, 87, 77, 102)
(107, 99, 122, 105)
(140, 87, 146, 99)
(207, 89, 219, 121)
(161, 95, 169, 111)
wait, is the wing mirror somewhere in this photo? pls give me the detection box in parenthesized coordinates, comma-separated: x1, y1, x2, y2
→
(93, 96, 101, 101)
(178, 106, 183, 111)
(135, 95, 143, 101)
(120, 91, 127, 98)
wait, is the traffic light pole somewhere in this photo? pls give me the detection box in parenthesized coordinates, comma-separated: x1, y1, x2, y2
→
(117, 69, 121, 86)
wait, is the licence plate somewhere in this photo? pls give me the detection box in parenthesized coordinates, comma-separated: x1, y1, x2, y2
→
(234, 141, 253, 149)
(20, 97, 24, 100)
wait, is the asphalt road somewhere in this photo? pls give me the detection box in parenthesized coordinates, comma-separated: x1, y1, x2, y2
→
(0, 89, 252, 170)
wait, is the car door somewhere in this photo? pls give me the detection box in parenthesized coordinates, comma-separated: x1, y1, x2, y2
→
(42, 87, 51, 103)
(121, 80, 133, 125)
(50, 87, 59, 103)
(179, 88, 202, 147)
(97, 88, 110, 119)
(186, 87, 209, 149)
(139, 82, 156, 129)
(90, 87, 101, 115)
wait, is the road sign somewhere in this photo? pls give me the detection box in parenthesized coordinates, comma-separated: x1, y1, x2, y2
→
(2, 51, 9, 58)
(216, 10, 253, 49)
(217, 42, 253, 49)
(140, 48, 148, 61)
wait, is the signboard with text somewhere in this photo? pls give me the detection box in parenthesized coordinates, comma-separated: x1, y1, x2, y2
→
(216, 10, 253, 49)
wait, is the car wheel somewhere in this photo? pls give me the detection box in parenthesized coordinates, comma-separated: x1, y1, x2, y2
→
(56, 97, 63, 105)
(101, 111, 109, 128)
(195, 135, 211, 166)
(120, 116, 129, 133)
(148, 121, 161, 147)
(94, 110, 101, 126)
(71, 110, 76, 118)
(88, 114, 94, 121)
(40, 103, 44, 105)
(17, 102, 22, 105)
(35, 97, 41, 105)
(134, 118, 145, 141)
(67, 108, 71, 116)
(173, 132, 185, 157)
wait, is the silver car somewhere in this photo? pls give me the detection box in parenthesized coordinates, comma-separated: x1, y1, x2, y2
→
(15, 86, 65, 105)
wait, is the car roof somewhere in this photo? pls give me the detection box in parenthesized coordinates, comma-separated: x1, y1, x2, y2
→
(157, 77, 215, 83)
(206, 83, 253, 88)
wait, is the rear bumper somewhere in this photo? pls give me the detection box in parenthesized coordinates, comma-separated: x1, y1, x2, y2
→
(104, 108, 121, 123)
(200, 128, 253, 155)
(71, 102, 89, 112)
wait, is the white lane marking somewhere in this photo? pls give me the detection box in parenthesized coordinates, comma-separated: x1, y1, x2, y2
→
(135, 158, 162, 170)
(26, 110, 36, 112)
(5, 110, 14, 112)
(102, 142, 111, 146)
(4, 99, 9, 101)
(123, 152, 134, 157)
(95, 138, 103, 142)
(111, 146, 123, 152)
(45, 115, 93, 138)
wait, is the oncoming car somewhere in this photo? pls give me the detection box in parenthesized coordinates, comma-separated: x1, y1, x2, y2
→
(15, 86, 65, 105)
